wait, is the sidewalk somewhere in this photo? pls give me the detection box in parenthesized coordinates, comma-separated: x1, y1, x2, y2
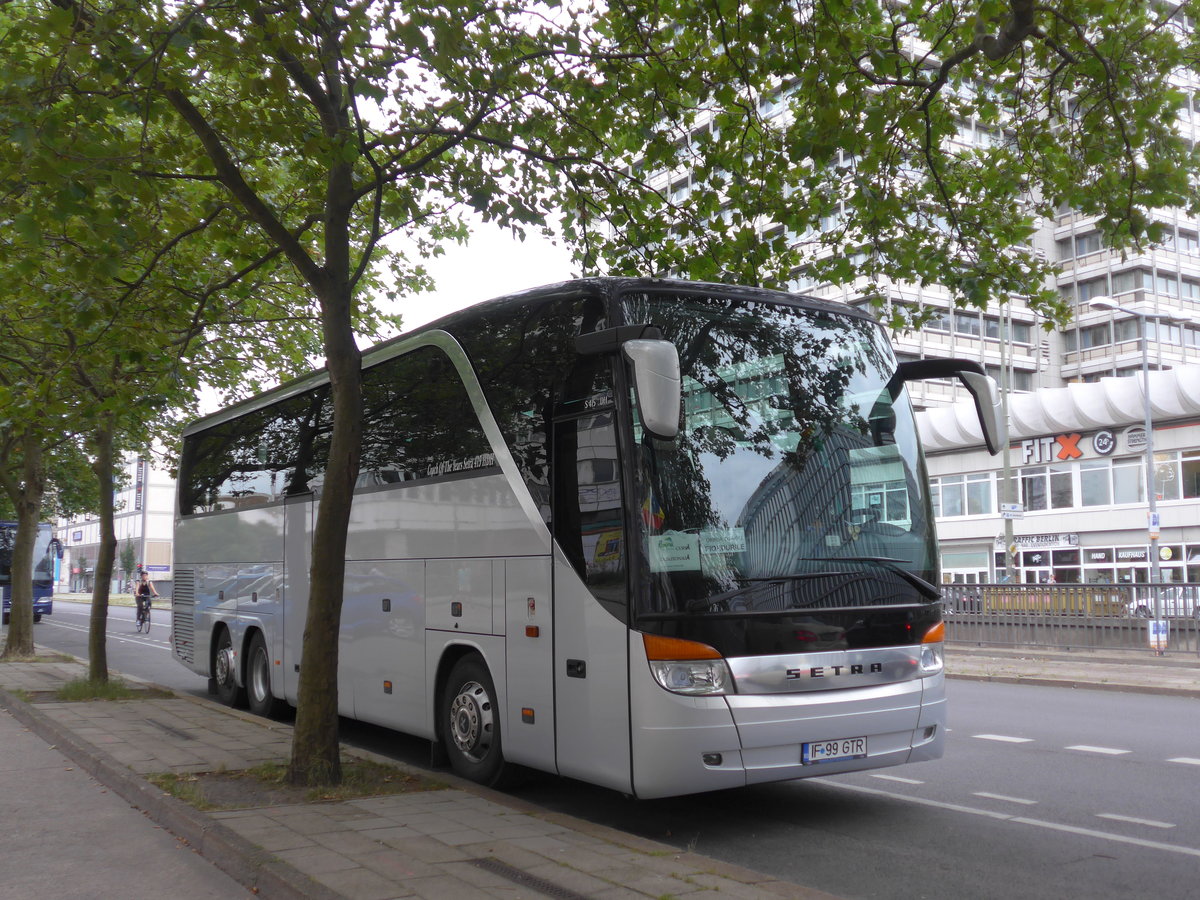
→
(0, 653, 835, 900)
(2, 648, 1195, 900)
(947, 643, 1200, 697)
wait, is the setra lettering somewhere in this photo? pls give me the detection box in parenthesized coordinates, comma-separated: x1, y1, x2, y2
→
(785, 663, 885, 680)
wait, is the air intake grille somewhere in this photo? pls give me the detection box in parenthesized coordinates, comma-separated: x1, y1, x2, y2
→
(172, 568, 195, 664)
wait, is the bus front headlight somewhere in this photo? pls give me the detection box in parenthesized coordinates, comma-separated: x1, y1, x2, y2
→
(919, 621, 945, 675)
(642, 633, 732, 696)
(649, 659, 732, 695)
(919, 642, 944, 675)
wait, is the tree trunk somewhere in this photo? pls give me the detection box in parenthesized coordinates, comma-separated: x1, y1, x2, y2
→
(87, 421, 117, 682)
(286, 275, 362, 786)
(1, 437, 45, 659)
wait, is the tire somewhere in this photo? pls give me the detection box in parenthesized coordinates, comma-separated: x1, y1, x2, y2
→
(246, 631, 284, 718)
(213, 628, 247, 708)
(441, 655, 506, 786)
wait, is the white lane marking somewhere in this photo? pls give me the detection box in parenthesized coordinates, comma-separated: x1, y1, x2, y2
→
(973, 792, 1038, 806)
(1168, 758, 1200, 766)
(870, 774, 924, 785)
(820, 781, 1200, 859)
(41, 618, 172, 651)
(1066, 745, 1131, 756)
(973, 734, 1034, 743)
(1096, 814, 1175, 830)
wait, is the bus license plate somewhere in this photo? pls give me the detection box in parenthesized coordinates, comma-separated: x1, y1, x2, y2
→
(803, 737, 868, 765)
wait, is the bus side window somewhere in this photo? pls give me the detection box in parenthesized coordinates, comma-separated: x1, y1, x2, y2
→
(451, 294, 610, 527)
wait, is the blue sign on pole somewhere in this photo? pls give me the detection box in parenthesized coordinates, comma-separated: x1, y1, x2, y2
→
(1148, 619, 1169, 652)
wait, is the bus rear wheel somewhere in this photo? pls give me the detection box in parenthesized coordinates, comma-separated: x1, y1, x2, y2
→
(441, 656, 506, 786)
(246, 632, 284, 718)
(213, 629, 247, 708)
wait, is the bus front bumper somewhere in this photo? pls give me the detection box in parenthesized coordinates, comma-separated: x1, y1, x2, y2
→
(630, 672, 945, 799)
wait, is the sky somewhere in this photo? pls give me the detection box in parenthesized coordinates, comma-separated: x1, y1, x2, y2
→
(195, 224, 576, 416)
(385, 223, 577, 333)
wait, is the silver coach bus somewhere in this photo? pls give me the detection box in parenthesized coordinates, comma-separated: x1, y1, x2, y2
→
(172, 278, 1000, 799)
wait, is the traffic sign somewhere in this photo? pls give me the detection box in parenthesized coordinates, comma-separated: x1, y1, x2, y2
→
(1000, 502, 1024, 520)
(1148, 619, 1169, 652)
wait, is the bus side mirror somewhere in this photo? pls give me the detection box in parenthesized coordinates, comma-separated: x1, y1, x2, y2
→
(891, 359, 1004, 455)
(576, 325, 682, 441)
(622, 340, 681, 441)
(956, 368, 1004, 455)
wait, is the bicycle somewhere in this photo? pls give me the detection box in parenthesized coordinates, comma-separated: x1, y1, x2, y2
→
(135, 598, 151, 634)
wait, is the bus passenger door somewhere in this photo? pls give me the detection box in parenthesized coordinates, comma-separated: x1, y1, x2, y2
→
(552, 414, 632, 793)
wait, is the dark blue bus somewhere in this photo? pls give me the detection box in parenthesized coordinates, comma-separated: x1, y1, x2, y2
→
(1, 522, 59, 624)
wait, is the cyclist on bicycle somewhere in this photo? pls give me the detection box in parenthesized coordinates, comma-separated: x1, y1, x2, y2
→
(136, 571, 158, 624)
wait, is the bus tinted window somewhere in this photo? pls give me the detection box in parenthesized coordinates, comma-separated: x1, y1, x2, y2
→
(448, 294, 610, 523)
(359, 346, 495, 485)
(180, 386, 332, 514)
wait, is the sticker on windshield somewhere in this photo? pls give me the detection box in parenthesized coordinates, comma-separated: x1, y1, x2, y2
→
(649, 532, 702, 572)
(700, 528, 746, 555)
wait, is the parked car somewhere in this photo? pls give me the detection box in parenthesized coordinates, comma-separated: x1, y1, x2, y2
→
(1126, 585, 1199, 619)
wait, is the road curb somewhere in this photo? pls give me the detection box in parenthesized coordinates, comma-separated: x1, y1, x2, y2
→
(947, 671, 1200, 698)
(0, 684, 340, 900)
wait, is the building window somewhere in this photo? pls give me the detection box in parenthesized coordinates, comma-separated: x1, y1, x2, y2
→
(1076, 232, 1102, 255)
(926, 309, 950, 332)
(1111, 269, 1147, 295)
(1113, 318, 1140, 343)
(931, 473, 992, 517)
(954, 312, 981, 336)
(1080, 323, 1110, 349)
(1080, 459, 1111, 505)
(1112, 456, 1145, 505)
(1077, 278, 1107, 302)
(1181, 450, 1200, 499)
(1155, 273, 1179, 297)
(1019, 465, 1072, 511)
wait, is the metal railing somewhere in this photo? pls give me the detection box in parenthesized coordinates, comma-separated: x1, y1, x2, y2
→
(941, 583, 1200, 654)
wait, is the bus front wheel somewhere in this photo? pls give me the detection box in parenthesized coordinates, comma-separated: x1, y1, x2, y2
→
(441, 656, 506, 786)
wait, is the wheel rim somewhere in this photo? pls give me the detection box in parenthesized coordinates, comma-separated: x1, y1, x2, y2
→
(215, 644, 235, 685)
(250, 646, 270, 704)
(449, 680, 494, 762)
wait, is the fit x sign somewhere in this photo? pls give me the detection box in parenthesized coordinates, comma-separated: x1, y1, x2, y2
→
(1021, 433, 1084, 464)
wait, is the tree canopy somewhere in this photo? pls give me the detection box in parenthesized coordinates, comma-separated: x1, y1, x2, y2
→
(3, 0, 1196, 778)
(574, 0, 1200, 322)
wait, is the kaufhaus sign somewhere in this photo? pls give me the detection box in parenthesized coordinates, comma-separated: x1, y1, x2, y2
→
(1021, 427, 1146, 465)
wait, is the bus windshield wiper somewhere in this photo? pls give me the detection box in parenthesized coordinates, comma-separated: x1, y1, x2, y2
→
(683, 573, 845, 612)
(800, 557, 941, 601)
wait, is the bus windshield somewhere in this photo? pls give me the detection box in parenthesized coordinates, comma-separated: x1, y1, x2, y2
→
(0, 523, 55, 595)
(623, 290, 936, 623)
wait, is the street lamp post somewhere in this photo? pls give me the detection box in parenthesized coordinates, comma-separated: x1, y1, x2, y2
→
(1088, 297, 1196, 639)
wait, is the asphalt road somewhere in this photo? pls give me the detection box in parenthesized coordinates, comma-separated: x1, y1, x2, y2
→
(26, 601, 1200, 900)
(31, 599, 210, 697)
